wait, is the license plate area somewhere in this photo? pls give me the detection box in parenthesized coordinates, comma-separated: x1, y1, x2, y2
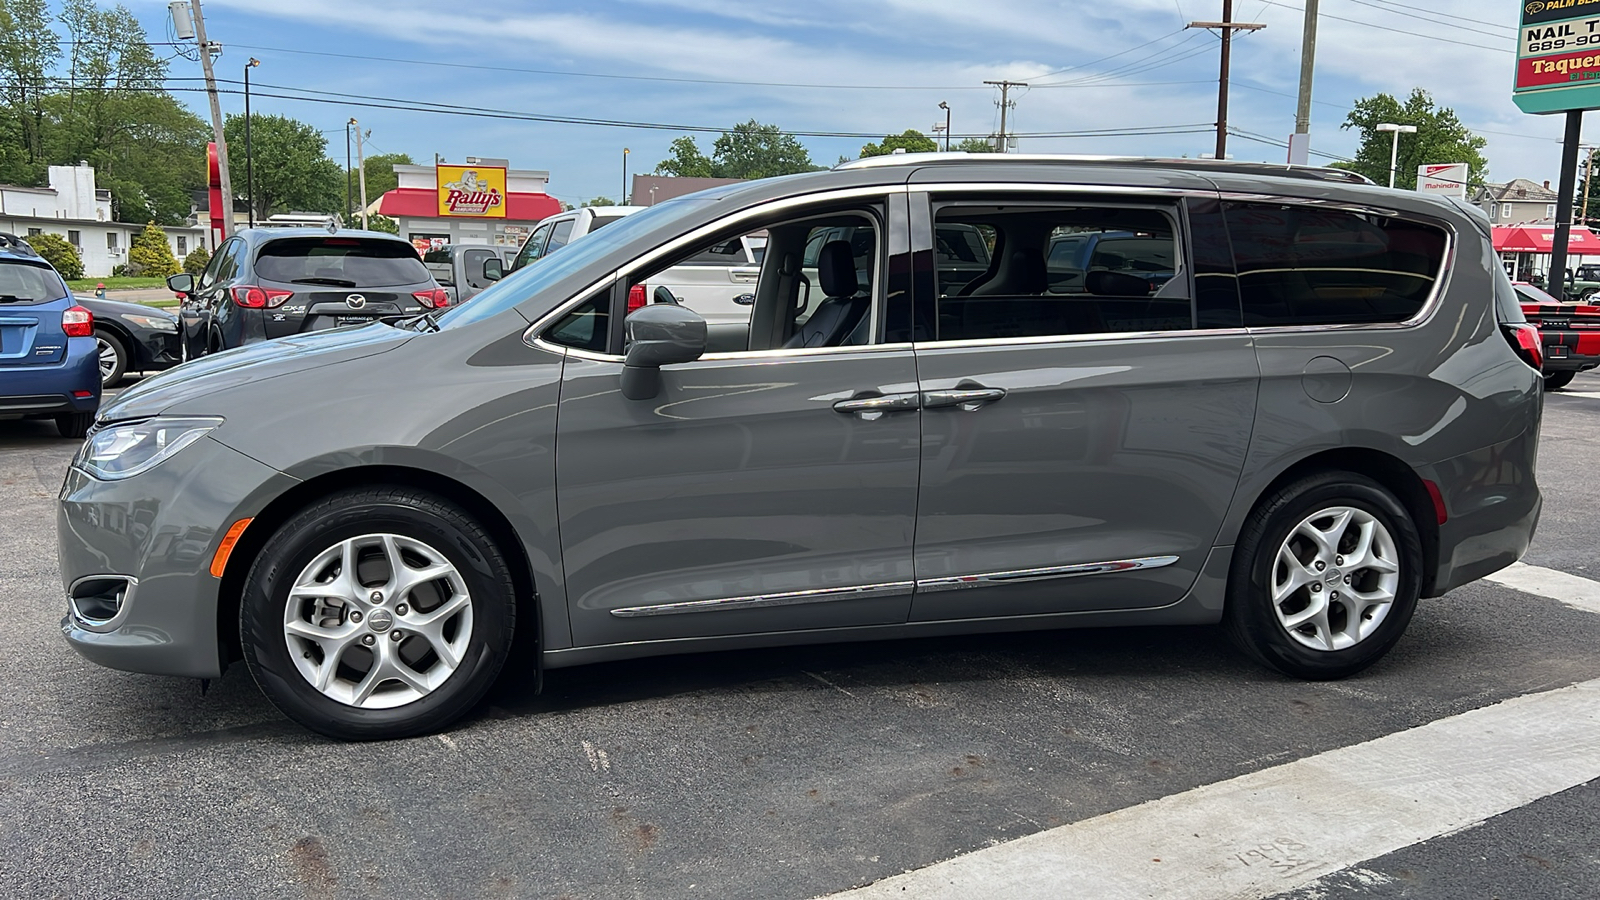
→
(1548, 344, 1569, 358)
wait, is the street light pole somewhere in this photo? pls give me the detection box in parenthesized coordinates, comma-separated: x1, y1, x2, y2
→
(622, 148, 630, 205)
(188, 0, 234, 239)
(243, 57, 259, 227)
(351, 118, 368, 229)
(939, 101, 951, 151)
(1376, 122, 1417, 189)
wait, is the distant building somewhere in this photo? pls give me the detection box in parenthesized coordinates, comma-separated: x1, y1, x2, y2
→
(0, 164, 205, 278)
(630, 175, 744, 207)
(1473, 179, 1560, 225)
(376, 159, 561, 254)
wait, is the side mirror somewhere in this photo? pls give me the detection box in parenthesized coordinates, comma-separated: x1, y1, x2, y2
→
(483, 258, 503, 282)
(620, 304, 707, 401)
(167, 273, 194, 294)
(652, 285, 678, 305)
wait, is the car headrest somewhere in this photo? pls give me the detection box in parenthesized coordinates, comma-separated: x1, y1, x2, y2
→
(1012, 249, 1047, 294)
(819, 240, 858, 298)
(1085, 270, 1151, 297)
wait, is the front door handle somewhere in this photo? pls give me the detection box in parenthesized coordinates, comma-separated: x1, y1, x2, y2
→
(923, 386, 1007, 410)
(832, 392, 920, 421)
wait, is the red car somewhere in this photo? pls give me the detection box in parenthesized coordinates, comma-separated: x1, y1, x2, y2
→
(1514, 281, 1600, 390)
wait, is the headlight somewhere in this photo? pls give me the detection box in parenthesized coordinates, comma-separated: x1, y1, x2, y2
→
(76, 417, 223, 481)
(120, 313, 179, 333)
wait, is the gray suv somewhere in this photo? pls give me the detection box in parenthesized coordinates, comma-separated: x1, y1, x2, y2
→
(58, 155, 1544, 740)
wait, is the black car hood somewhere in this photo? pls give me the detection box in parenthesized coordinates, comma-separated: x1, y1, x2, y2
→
(101, 324, 414, 421)
(75, 295, 180, 322)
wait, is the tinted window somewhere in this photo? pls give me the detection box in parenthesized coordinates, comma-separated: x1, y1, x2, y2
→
(256, 238, 429, 288)
(0, 260, 68, 304)
(511, 222, 555, 271)
(546, 220, 576, 253)
(589, 214, 626, 231)
(1225, 203, 1448, 326)
(927, 202, 1191, 342)
(545, 291, 609, 352)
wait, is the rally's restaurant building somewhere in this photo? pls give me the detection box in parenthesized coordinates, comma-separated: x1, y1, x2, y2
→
(376, 159, 562, 257)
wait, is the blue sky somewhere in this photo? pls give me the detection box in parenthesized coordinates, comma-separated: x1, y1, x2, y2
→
(126, 0, 1562, 203)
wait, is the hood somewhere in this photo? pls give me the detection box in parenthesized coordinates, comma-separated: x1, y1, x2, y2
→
(76, 295, 180, 322)
(102, 324, 414, 421)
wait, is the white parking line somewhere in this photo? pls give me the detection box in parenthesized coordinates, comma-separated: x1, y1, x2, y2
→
(1485, 561, 1600, 615)
(1557, 390, 1600, 400)
(822, 563, 1600, 900)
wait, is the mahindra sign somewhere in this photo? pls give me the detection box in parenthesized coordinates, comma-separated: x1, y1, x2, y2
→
(1415, 163, 1469, 199)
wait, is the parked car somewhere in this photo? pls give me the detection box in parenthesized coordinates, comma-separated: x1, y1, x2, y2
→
(508, 206, 643, 273)
(75, 294, 182, 387)
(421, 244, 508, 306)
(1514, 280, 1600, 390)
(0, 233, 99, 437)
(166, 228, 448, 358)
(62, 155, 1543, 740)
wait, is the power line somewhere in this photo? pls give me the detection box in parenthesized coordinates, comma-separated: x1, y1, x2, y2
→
(1351, 0, 1514, 31)
(1339, 0, 1515, 41)
(1257, 0, 1512, 52)
(1031, 28, 1191, 79)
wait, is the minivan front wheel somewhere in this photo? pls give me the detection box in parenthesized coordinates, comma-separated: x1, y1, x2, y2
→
(241, 487, 516, 740)
(1225, 472, 1422, 680)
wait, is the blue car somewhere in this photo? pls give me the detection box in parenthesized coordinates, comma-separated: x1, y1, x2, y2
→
(0, 233, 100, 437)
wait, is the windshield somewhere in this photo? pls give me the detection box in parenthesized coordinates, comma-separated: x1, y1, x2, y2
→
(0, 259, 68, 304)
(437, 198, 717, 329)
(257, 237, 431, 287)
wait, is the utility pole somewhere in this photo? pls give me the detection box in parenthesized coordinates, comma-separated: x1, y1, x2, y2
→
(1189, 1, 1265, 161)
(1581, 146, 1597, 226)
(1290, 0, 1318, 165)
(345, 121, 353, 223)
(984, 80, 1027, 152)
(189, 0, 234, 238)
(352, 119, 369, 229)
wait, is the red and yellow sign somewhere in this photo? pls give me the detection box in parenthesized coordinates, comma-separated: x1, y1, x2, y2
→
(436, 164, 506, 218)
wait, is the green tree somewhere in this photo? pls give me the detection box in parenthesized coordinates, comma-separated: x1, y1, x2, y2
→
(365, 214, 398, 234)
(183, 243, 210, 276)
(585, 196, 617, 207)
(1334, 89, 1488, 191)
(859, 129, 939, 158)
(127, 221, 178, 277)
(224, 113, 344, 221)
(27, 232, 84, 279)
(0, 0, 58, 181)
(954, 137, 998, 153)
(654, 121, 818, 179)
(361, 152, 412, 208)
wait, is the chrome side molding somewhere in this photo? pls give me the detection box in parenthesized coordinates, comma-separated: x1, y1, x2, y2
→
(916, 556, 1180, 593)
(611, 581, 915, 618)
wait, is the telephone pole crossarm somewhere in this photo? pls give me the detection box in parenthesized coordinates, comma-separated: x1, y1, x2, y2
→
(982, 79, 1028, 153)
(1189, 1, 1265, 161)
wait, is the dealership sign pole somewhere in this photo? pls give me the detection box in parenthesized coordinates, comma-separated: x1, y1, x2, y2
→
(1514, 0, 1600, 300)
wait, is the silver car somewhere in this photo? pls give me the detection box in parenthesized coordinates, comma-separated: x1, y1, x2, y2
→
(58, 155, 1544, 740)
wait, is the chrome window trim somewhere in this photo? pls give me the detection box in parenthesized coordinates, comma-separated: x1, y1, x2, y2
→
(552, 341, 917, 365)
(523, 186, 907, 353)
(916, 556, 1180, 593)
(913, 182, 1211, 199)
(911, 327, 1250, 352)
(66, 574, 138, 634)
(1217, 193, 1459, 334)
(611, 581, 915, 618)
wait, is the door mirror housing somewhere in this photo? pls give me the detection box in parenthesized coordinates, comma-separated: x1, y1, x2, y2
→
(620, 303, 707, 400)
(167, 273, 194, 294)
(483, 258, 503, 282)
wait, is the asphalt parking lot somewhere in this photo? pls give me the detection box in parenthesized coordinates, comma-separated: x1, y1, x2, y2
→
(3, 372, 1599, 900)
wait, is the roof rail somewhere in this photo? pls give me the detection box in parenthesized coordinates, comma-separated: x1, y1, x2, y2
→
(0, 232, 41, 256)
(833, 151, 1374, 185)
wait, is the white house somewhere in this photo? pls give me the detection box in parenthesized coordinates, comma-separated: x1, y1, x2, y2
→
(0, 164, 206, 278)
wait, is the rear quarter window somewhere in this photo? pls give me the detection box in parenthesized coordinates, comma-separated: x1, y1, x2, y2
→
(1225, 203, 1448, 327)
(256, 238, 430, 288)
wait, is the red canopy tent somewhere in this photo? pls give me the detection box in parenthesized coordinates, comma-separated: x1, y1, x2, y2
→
(1492, 225, 1600, 254)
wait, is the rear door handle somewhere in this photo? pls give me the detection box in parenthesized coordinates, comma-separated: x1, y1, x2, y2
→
(922, 387, 1007, 410)
(832, 392, 920, 421)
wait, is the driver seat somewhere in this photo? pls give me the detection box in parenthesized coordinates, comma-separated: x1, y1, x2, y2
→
(785, 240, 868, 348)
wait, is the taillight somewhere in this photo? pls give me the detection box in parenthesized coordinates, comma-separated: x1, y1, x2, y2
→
(626, 284, 647, 315)
(1502, 323, 1544, 372)
(230, 286, 292, 308)
(412, 288, 450, 309)
(62, 305, 93, 337)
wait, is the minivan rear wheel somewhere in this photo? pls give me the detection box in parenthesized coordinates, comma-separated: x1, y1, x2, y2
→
(240, 487, 517, 740)
(1544, 371, 1575, 391)
(1224, 472, 1422, 680)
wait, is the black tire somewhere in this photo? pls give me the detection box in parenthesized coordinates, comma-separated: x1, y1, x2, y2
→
(94, 329, 128, 387)
(55, 411, 93, 439)
(1544, 371, 1576, 391)
(241, 487, 517, 740)
(1223, 471, 1423, 680)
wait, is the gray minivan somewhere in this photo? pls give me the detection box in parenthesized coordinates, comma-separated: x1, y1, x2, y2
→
(59, 155, 1544, 740)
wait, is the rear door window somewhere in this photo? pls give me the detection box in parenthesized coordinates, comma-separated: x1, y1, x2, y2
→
(546, 220, 576, 253)
(1224, 203, 1448, 326)
(255, 238, 429, 288)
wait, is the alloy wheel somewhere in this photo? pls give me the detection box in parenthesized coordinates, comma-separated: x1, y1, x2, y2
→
(1270, 506, 1400, 652)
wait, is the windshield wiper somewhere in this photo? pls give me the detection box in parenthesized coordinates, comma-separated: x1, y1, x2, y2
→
(0, 294, 33, 303)
(289, 277, 358, 287)
(392, 311, 440, 333)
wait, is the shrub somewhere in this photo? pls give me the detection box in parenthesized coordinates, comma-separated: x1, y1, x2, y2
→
(26, 232, 84, 280)
(183, 244, 211, 276)
(127, 222, 180, 278)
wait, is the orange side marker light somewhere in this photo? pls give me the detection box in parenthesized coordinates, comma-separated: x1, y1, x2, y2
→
(210, 518, 253, 578)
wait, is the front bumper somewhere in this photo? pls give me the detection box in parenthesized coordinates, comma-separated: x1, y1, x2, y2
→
(57, 434, 296, 678)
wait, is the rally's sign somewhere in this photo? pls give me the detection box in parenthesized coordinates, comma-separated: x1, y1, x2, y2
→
(1416, 163, 1469, 198)
(436, 164, 507, 218)
(1516, 1, 1600, 113)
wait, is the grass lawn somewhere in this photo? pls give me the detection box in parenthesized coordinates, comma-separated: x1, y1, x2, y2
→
(65, 276, 171, 291)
